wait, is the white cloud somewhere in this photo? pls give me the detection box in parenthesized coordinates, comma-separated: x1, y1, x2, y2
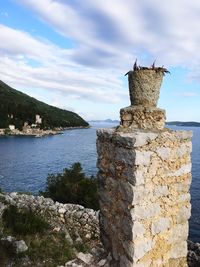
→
(1, 0, 200, 119)
(0, 24, 126, 105)
(17, 0, 200, 69)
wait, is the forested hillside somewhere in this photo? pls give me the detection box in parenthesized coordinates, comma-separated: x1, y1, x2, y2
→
(0, 81, 89, 130)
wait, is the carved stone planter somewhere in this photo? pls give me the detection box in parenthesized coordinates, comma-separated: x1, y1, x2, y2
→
(128, 69, 164, 107)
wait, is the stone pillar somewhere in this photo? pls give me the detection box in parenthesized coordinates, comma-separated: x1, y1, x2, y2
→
(97, 67, 192, 266)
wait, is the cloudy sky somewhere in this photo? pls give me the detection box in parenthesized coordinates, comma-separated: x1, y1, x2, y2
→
(0, 0, 200, 121)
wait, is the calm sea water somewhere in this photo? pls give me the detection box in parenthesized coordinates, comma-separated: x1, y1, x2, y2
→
(0, 123, 200, 242)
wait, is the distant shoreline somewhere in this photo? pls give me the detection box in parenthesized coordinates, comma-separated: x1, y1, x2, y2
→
(166, 121, 200, 127)
(0, 125, 90, 138)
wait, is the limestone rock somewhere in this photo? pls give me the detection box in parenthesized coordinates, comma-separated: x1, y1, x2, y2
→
(14, 240, 28, 253)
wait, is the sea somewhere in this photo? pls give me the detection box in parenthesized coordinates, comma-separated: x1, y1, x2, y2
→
(0, 122, 200, 242)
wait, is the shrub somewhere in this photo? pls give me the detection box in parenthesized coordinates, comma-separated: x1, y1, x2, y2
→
(3, 128, 11, 135)
(2, 205, 49, 235)
(41, 162, 99, 210)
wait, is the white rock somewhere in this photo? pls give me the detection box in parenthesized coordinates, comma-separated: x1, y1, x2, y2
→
(170, 241, 187, 259)
(76, 252, 93, 264)
(135, 151, 153, 166)
(168, 163, 192, 177)
(151, 217, 170, 235)
(134, 169, 145, 185)
(177, 143, 192, 157)
(134, 238, 154, 261)
(14, 240, 28, 253)
(132, 221, 145, 239)
(177, 205, 191, 223)
(134, 132, 158, 147)
(154, 185, 169, 198)
(178, 193, 190, 203)
(58, 208, 66, 214)
(65, 259, 77, 266)
(97, 259, 107, 266)
(156, 147, 171, 160)
(131, 203, 161, 220)
(168, 222, 188, 243)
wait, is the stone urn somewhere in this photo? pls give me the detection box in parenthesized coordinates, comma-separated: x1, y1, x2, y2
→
(128, 69, 164, 107)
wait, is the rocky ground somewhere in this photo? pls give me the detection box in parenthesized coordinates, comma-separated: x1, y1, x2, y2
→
(0, 192, 199, 267)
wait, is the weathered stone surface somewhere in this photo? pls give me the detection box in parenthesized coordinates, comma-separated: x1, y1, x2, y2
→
(168, 163, 192, 177)
(170, 241, 187, 259)
(128, 69, 164, 107)
(168, 223, 188, 244)
(151, 217, 170, 235)
(97, 128, 192, 266)
(177, 205, 191, 224)
(131, 203, 161, 220)
(132, 221, 145, 239)
(1, 193, 99, 243)
(119, 105, 166, 131)
(156, 147, 171, 160)
(135, 150, 153, 166)
(133, 238, 154, 261)
(119, 255, 133, 267)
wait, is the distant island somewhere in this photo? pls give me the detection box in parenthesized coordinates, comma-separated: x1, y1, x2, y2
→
(0, 80, 89, 136)
(166, 121, 200, 127)
(89, 119, 200, 128)
(89, 119, 120, 123)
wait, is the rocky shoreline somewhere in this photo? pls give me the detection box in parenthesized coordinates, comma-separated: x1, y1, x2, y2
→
(0, 126, 90, 138)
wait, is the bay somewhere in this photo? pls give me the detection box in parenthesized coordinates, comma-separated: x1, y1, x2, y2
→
(0, 123, 200, 242)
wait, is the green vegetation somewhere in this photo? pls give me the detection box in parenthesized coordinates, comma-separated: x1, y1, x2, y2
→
(26, 233, 75, 267)
(41, 162, 99, 210)
(0, 80, 89, 130)
(0, 205, 89, 267)
(2, 205, 49, 235)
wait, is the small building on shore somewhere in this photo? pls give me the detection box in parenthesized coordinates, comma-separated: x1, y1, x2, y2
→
(9, 125, 15, 131)
(35, 114, 42, 124)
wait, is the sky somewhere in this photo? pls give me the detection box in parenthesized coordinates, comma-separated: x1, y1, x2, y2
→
(0, 0, 200, 122)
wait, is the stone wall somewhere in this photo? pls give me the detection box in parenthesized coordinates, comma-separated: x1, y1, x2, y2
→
(97, 128, 192, 267)
(0, 193, 99, 242)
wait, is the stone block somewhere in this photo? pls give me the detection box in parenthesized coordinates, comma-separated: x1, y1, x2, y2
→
(154, 185, 169, 198)
(170, 241, 187, 259)
(167, 163, 192, 177)
(119, 106, 166, 131)
(156, 147, 171, 160)
(131, 203, 161, 220)
(177, 205, 191, 224)
(168, 222, 188, 244)
(132, 221, 145, 239)
(135, 150, 153, 166)
(151, 217, 170, 235)
(134, 169, 145, 185)
(133, 238, 154, 261)
(97, 127, 192, 266)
